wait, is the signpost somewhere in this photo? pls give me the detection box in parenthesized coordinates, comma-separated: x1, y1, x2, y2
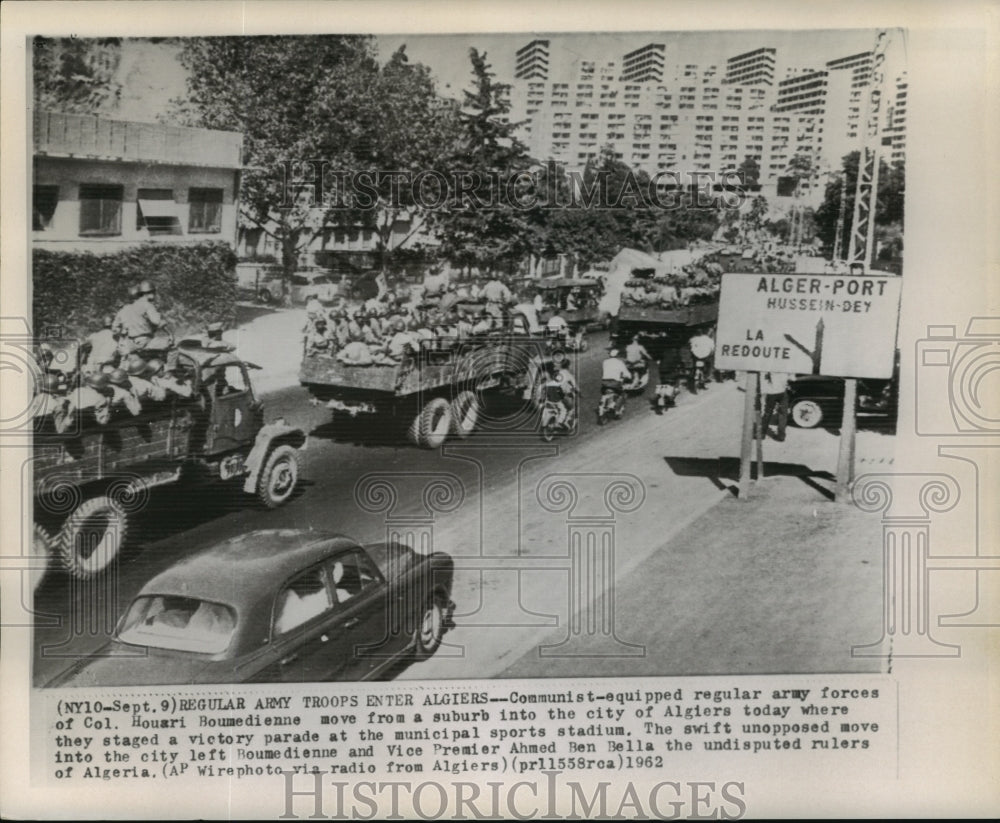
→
(716, 272, 901, 500)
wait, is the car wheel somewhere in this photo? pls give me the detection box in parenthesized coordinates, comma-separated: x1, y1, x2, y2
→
(258, 288, 274, 305)
(58, 496, 128, 579)
(417, 398, 453, 449)
(449, 391, 480, 438)
(414, 597, 446, 659)
(791, 399, 824, 429)
(257, 444, 299, 508)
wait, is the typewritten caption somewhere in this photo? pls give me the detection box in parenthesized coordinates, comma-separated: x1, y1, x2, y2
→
(43, 679, 894, 783)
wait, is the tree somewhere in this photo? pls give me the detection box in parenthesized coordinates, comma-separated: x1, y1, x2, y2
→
(737, 155, 760, 189)
(814, 152, 905, 258)
(316, 46, 463, 271)
(33, 36, 123, 114)
(430, 49, 535, 273)
(173, 36, 382, 278)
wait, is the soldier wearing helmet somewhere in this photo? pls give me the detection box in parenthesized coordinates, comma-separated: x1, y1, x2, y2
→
(114, 280, 168, 354)
(149, 358, 193, 399)
(200, 321, 234, 351)
(106, 367, 143, 416)
(63, 372, 115, 428)
(304, 315, 333, 356)
(83, 314, 119, 374)
(32, 372, 70, 431)
(123, 354, 167, 402)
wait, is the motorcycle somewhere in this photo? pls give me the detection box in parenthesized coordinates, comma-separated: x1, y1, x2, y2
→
(653, 381, 679, 414)
(622, 360, 650, 393)
(596, 386, 625, 425)
(540, 397, 578, 441)
(692, 359, 708, 391)
(546, 327, 588, 355)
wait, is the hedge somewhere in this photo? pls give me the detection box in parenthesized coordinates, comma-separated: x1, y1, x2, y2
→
(33, 242, 237, 341)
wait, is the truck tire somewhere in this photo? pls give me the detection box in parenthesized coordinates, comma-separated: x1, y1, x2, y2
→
(58, 496, 128, 579)
(450, 391, 480, 438)
(32, 524, 54, 591)
(417, 398, 453, 449)
(257, 444, 299, 508)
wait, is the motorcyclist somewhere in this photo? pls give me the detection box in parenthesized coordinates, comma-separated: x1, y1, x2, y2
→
(624, 334, 653, 382)
(601, 348, 631, 396)
(655, 345, 685, 411)
(546, 309, 570, 344)
(689, 330, 716, 385)
(553, 358, 578, 424)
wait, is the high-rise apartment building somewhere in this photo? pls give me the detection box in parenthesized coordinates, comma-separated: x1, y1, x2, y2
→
(884, 72, 907, 165)
(723, 47, 776, 86)
(621, 43, 666, 83)
(825, 51, 873, 88)
(507, 39, 903, 189)
(774, 70, 828, 115)
(515, 39, 550, 80)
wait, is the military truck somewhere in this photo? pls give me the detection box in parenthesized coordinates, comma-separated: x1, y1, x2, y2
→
(613, 267, 719, 359)
(33, 346, 306, 580)
(300, 321, 551, 448)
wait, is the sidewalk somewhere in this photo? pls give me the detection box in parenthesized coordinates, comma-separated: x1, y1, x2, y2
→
(501, 471, 888, 677)
(396, 380, 891, 679)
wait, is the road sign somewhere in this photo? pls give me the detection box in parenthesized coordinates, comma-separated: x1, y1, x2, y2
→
(714, 273, 902, 379)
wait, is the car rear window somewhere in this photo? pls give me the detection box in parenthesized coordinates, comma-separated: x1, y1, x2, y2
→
(117, 595, 236, 654)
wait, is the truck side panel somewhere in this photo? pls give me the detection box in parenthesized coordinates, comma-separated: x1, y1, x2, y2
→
(34, 407, 194, 495)
(618, 303, 718, 326)
(300, 336, 547, 399)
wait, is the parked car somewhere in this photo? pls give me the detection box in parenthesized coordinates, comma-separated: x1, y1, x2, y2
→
(787, 373, 898, 430)
(48, 530, 456, 686)
(255, 269, 342, 305)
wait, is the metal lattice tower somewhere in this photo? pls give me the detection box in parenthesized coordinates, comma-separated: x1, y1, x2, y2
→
(847, 31, 890, 270)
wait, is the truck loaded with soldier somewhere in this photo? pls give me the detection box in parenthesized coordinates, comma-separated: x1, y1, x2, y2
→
(31, 279, 305, 584)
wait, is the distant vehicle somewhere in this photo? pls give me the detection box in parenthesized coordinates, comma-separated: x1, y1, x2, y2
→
(301, 318, 552, 448)
(47, 530, 456, 686)
(787, 374, 898, 429)
(535, 277, 605, 330)
(257, 269, 342, 305)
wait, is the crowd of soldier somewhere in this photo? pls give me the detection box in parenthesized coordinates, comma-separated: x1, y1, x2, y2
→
(33, 280, 230, 434)
(620, 271, 722, 309)
(301, 275, 529, 366)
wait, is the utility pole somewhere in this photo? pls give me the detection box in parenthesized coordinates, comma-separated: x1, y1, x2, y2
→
(832, 174, 848, 264)
(836, 29, 890, 502)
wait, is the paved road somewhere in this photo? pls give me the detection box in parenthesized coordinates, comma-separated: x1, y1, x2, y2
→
(31, 331, 663, 683)
(31, 330, 891, 685)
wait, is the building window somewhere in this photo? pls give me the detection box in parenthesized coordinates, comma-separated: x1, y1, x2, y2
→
(79, 184, 123, 236)
(137, 188, 181, 235)
(33, 185, 59, 231)
(189, 188, 224, 233)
